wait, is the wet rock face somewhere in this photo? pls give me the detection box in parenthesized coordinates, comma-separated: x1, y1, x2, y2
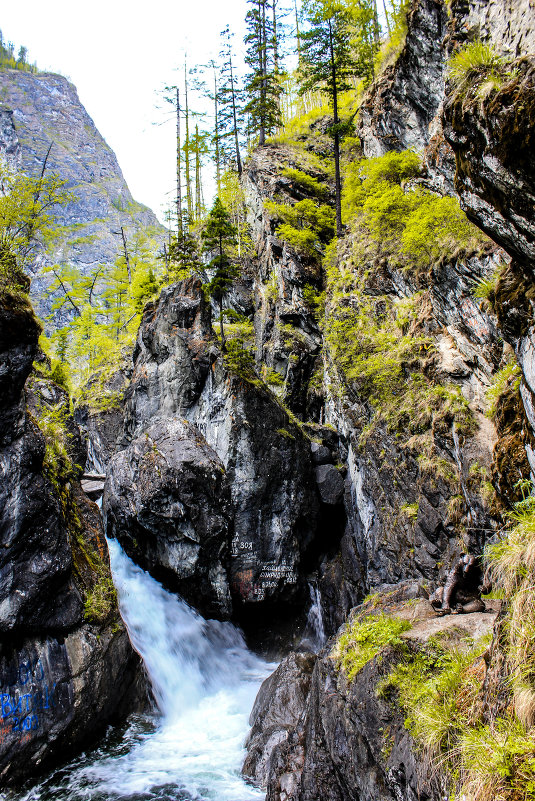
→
(188, 361, 320, 618)
(0, 297, 142, 783)
(450, 0, 535, 57)
(358, 0, 448, 158)
(243, 652, 316, 789)
(250, 592, 498, 801)
(0, 620, 142, 784)
(105, 417, 232, 619)
(243, 145, 325, 420)
(443, 57, 535, 268)
(0, 303, 81, 633)
(74, 367, 131, 473)
(316, 249, 502, 636)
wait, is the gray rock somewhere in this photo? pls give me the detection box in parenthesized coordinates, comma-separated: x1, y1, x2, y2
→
(310, 442, 332, 466)
(314, 464, 344, 506)
(108, 277, 321, 632)
(357, 0, 448, 158)
(105, 417, 232, 619)
(243, 652, 316, 789)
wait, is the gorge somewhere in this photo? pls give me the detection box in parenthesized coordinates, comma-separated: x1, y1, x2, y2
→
(1, 0, 535, 799)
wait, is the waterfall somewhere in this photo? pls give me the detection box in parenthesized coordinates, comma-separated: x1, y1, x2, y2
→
(14, 541, 271, 801)
(303, 582, 327, 652)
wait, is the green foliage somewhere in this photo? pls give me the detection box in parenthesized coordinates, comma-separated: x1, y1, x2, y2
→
(447, 41, 514, 96)
(0, 164, 73, 296)
(280, 167, 328, 198)
(37, 401, 76, 492)
(266, 198, 335, 256)
(401, 502, 419, 520)
(373, 0, 409, 75)
(486, 359, 522, 419)
(299, 0, 372, 96)
(83, 574, 117, 622)
(342, 150, 486, 274)
(457, 719, 535, 801)
(401, 194, 477, 269)
(224, 338, 259, 383)
(168, 220, 203, 281)
(276, 224, 319, 256)
(0, 32, 38, 73)
(244, 0, 282, 144)
(44, 228, 161, 404)
(378, 633, 490, 754)
(302, 283, 326, 321)
(262, 365, 285, 386)
(332, 613, 411, 682)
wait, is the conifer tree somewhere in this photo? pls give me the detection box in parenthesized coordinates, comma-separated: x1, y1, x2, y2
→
(218, 27, 244, 175)
(244, 0, 282, 145)
(168, 213, 203, 281)
(298, 0, 357, 236)
(202, 197, 238, 351)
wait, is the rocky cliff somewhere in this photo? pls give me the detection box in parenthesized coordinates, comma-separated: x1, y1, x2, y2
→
(237, 0, 535, 799)
(0, 293, 143, 784)
(0, 68, 166, 320)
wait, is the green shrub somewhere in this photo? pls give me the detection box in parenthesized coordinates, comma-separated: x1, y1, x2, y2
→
(342, 150, 486, 274)
(447, 41, 507, 91)
(224, 339, 259, 384)
(280, 167, 328, 198)
(265, 198, 336, 257)
(277, 224, 319, 256)
(332, 613, 411, 682)
(486, 359, 522, 418)
(84, 574, 117, 622)
(379, 633, 490, 755)
(302, 283, 326, 321)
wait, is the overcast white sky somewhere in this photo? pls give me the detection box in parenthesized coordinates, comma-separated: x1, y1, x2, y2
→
(1, 1, 248, 223)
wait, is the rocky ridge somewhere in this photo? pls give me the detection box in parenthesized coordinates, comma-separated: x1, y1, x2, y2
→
(0, 68, 166, 320)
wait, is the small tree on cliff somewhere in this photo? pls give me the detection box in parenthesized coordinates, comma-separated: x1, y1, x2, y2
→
(298, 0, 358, 237)
(202, 197, 238, 352)
(0, 162, 72, 294)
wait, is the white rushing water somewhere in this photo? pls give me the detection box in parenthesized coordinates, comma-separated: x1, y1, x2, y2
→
(303, 582, 327, 653)
(15, 540, 272, 801)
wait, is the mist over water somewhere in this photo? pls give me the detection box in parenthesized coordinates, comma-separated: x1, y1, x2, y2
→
(12, 540, 271, 801)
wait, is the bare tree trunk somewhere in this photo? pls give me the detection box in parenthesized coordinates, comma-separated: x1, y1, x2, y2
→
(176, 87, 183, 237)
(259, 0, 267, 145)
(230, 55, 242, 175)
(184, 61, 193, 219)
(213, 66, 221, 194)
(329, 20, 343, 238)
(219, 297, 226, 351)
(120, 226, 132, 283)
(382, 0, 391, 35)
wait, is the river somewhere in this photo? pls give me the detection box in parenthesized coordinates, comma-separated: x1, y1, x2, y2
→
(9, 540, 272, 801)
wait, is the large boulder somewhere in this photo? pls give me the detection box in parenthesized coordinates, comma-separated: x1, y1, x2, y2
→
(107, 278, 321, 634)
(105, 417, 232, 619)
(243, 652, 316, 789)
(188, 359, 320, 620)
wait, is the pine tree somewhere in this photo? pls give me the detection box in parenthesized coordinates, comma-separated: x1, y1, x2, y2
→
(168, 214, 203, 281)
(218, 26, 244, 175)
(202, 198, 238, 351)
(299, 0, 358, 236)
(244, 0, 282, 145)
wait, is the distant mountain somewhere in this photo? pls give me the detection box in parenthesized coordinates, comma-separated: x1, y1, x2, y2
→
(0, 68, 166, 319)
